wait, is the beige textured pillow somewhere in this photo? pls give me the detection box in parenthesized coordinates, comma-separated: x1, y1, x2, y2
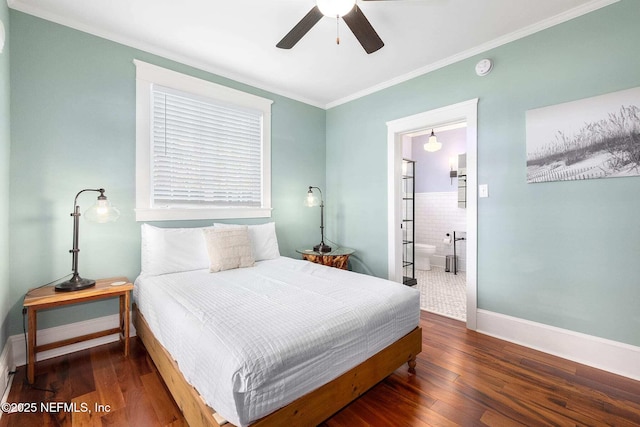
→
(202, 226, 255, 272)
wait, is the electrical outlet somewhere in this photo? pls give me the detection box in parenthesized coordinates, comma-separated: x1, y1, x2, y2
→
(479, 184, 489, 198)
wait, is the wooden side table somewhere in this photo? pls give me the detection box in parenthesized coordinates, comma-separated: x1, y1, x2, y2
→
(296, 247, 355, 270)
(23, 276, 133, 384)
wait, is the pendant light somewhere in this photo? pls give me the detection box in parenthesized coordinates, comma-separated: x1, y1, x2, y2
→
(423, 129, 442, 152)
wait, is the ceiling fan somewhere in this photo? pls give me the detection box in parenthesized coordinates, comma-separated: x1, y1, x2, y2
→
(276, 0, 393, 54)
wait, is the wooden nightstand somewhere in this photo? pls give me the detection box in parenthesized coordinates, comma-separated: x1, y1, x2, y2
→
(296, 247, 355, 270)
(23, 276, 133, 384)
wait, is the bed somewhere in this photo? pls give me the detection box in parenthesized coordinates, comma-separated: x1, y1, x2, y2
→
(133, 223, 422, 426)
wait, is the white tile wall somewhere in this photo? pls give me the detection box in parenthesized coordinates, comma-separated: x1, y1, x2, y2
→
(415, 192, 467, 271)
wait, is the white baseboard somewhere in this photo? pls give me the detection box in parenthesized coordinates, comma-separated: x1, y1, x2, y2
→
(0, 339, 15, 415)
(476, 309, 640, 381)
(11, 312, 136, 368)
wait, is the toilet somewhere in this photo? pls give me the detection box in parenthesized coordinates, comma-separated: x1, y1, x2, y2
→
(415, 243, 436, 270)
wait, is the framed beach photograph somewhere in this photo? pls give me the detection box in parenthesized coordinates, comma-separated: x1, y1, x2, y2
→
(526, 86, 640, 183)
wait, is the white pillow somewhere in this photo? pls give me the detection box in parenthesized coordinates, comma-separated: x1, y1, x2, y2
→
(213, 222, 280, 261)
(202, 226, 255, 272)
(140, 224, 212, 276)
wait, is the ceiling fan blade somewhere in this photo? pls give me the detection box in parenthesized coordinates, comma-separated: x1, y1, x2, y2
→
(342, 6, 384, 54)
(277, 6, 324, 49)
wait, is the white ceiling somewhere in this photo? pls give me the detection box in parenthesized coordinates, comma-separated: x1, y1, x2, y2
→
(8, 0, 618, 108)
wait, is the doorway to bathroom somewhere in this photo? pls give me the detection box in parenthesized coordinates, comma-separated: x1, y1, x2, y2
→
(386, 99, 478, 330)
(403, 125, 468, 321)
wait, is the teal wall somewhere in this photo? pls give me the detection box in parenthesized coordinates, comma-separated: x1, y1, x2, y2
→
(326, 0, 640, 346)
(0, 3, 11, 347)
(5, 1, 640, 351)
(8, 11, 326, 336)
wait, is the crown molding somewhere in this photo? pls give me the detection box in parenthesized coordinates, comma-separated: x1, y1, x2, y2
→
(7, 0, 325, 109)
(9, 0, 620, 110)
(325, 0, 621, 109)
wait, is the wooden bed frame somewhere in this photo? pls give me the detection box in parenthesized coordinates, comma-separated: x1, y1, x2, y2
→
(133, 304, 422, 427)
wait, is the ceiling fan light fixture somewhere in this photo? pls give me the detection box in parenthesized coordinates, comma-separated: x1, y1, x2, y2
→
(317, 0, 356, 17)
(277, 0, 383, 54)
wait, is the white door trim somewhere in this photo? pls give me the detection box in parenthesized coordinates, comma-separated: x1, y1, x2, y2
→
(386, 98, 478, 330)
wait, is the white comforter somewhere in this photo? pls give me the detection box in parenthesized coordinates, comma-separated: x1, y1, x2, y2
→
(134, 256, 419, 426)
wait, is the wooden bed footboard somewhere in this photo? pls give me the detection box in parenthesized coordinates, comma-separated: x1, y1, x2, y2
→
(133, 304, 422, 427)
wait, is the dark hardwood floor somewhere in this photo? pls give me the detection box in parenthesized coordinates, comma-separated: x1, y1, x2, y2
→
(2, 311, 639, 426)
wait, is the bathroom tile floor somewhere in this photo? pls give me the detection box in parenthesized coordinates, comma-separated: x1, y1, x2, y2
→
(415, 267, 466, 321)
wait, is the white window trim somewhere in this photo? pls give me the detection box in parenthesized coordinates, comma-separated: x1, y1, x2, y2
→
(134, 60, 273, 221)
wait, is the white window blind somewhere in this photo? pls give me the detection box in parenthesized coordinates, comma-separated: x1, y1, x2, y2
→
(135, 60, 273, 221)
(152, 86, 262, 208)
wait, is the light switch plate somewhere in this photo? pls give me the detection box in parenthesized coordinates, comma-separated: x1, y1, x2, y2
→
(479, 184, 489, 198)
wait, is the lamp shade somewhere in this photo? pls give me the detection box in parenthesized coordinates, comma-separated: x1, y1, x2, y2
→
(317, 0, 356, 17)
(84, 196, 120, 223)
(304, 189, 322, 207)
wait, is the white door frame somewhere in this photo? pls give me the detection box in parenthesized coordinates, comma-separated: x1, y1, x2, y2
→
(386, 99, 478, 330)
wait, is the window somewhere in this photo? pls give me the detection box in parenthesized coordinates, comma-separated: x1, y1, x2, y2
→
(134, 60, 273, 221)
